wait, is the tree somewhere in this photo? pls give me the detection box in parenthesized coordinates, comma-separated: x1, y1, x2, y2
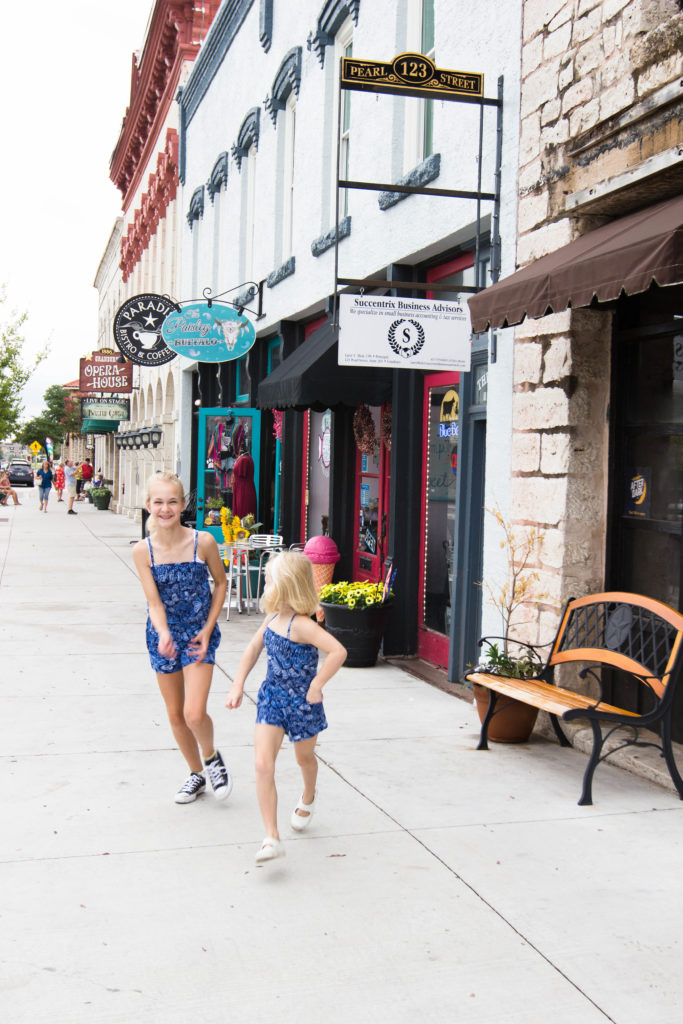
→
(15, 386, 81, 447)
(0, 289, 47, 439)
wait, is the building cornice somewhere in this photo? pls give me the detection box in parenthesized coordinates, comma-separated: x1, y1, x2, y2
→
(120, 129, 179, 282)
(110, 1, 219, 210)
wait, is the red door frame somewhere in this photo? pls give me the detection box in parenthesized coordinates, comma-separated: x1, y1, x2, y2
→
(299, 316, 328, 542)
(416, 253, 474, 665)
(418, 372, 460, 666)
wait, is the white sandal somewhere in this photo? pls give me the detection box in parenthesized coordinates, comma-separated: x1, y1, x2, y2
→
(290, 792, 316, 832)
(255, 837, 285, 863)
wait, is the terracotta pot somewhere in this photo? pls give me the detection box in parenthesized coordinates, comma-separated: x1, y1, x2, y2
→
(472, 682, 539, 743)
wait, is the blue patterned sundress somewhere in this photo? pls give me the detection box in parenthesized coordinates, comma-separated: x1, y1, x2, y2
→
(145, 531, 221, 673)
(255, 615, 327, 742)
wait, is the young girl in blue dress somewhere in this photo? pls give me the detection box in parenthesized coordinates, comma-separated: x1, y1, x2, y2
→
(226, 552, 346, 862)
(133, 472, 231, 804)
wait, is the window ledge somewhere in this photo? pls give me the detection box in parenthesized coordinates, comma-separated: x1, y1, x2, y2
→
(311, 216, 352, 257)
(378, 153, 441, 211)
(266, 256, 296, 288)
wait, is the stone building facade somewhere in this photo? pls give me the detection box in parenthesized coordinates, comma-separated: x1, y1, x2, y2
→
(95, 0, 220, 516)
(501, 0, 683, 644)
(467, 0, 683, 742)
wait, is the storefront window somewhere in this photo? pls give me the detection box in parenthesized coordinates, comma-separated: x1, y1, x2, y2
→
(421, 377, 459, 643)
(198, 408, 260, 536)
(307, 409, 331, 538)
(614, 332, 683, 610)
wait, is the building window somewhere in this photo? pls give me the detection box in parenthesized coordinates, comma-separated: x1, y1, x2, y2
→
(335, 22, 353, 218)
(403, 0, 435, 171)
(243, 145, 257, 283)
(282, 94, 296, 259)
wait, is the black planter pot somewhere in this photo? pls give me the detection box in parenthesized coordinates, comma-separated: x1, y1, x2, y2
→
(321, 601, 393, 667)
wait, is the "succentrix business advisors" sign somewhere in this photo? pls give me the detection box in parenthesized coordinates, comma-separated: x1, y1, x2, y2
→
(338, 293, 471, 372)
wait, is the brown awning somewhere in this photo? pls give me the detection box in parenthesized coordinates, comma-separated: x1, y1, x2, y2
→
(468, 194, 683, 334)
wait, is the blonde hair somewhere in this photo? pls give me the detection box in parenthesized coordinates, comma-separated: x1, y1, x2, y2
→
(145, 471, 185, 503)
(260, 552, 319, 616)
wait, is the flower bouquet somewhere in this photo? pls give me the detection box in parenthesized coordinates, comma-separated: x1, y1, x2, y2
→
(319, 570, 396, 667)
(318, 580, 393, 609)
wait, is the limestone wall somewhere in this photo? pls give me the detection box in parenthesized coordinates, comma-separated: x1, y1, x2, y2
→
(509, 0, 682, 641)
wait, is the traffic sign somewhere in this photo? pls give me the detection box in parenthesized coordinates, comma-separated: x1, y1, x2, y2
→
(29, 441, 42, 454)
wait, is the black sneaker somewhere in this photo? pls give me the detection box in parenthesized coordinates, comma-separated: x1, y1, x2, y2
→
(204, 750, 233, 801)
(67, 509, 78, 515)
(175, 772, 206, 804)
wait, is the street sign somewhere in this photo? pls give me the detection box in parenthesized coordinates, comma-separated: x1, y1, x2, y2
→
(340, 53, 483, 101)
(29, 441, 42, 454)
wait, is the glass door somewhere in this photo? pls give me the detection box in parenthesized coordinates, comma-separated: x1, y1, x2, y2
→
(418, 374, 460, 666)
(197, 406, 262, 540)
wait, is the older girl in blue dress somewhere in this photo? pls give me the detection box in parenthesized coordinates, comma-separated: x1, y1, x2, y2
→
(226, 552, 346, 862)
(133, 472, 231, 804)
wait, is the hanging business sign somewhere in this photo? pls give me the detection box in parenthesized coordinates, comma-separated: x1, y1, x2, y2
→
(160, 301, 256, 363)
(338, 294, 471, 372)
(81, 397, 130, 421)
(79, 349, 133, 393)
(341, 53, 483, 101)
(113, 294, 179, 367)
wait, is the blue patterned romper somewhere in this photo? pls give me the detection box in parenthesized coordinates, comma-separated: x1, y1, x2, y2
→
(145, 531, 221, 673)
(256, 615, 328, 742)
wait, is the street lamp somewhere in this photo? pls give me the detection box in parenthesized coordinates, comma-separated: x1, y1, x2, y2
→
(141, 430, 150, 446)
(133, 432, 143, 448)
(150, 427, 162, 448)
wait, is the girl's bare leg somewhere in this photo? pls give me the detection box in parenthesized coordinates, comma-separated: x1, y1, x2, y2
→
(156, 671, 202, 772)
(182, 661, 216, 759)
(254, 723, 285, 839)
(293, 735, 318, 816)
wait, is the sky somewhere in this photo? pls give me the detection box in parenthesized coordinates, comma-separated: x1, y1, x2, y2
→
(0, 0, 155, 422)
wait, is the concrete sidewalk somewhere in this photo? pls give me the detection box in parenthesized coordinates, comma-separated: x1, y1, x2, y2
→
(1, 497, 682, 1023)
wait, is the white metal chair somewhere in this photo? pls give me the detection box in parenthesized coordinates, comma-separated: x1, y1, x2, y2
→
(218, 543, 254, 619)
(249, 534, 284, 600)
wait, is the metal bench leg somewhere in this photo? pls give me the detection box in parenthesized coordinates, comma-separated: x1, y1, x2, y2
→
(660, 717, 683, 800)
(550, 714, 571, 747)
(476, 691, 498, 751)
(578, 719, 603, 806)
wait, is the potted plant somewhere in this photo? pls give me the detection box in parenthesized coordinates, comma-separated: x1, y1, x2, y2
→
(90, 486, 112, 511)
(204, 496, 227, 526)
(319, 578, 394, 667)
(468, 507, 547, 742)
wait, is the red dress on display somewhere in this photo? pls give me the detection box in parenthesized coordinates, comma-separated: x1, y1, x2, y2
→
(232, 454, 257, 518)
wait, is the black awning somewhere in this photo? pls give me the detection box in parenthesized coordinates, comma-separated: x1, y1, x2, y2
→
(257, 320, 393, 411)
(468, 193, 683, 333)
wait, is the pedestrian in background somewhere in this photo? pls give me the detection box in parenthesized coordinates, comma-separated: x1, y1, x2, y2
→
(54, 462, 65, 502)
(0, 469, 21, 506)
(64, 460, 78, 515)
(75, 463, 84, 501)
(35, 460, 53, 513)
(226, 552, 346, 863)
(132, 472, 231, 805)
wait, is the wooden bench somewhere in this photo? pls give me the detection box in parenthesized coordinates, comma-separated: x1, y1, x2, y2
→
(464, 592, 683, 805)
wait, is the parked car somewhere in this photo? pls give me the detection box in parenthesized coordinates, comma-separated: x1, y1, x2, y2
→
(8, 460, 34, 487)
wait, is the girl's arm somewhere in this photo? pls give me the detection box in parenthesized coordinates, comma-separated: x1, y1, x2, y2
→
(198, 532, 227, 630)
(225, 620, 268, 709)
(291, 616, 347, 701)
(131, 541, 176, 657)
(187, 532, 227, 661)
